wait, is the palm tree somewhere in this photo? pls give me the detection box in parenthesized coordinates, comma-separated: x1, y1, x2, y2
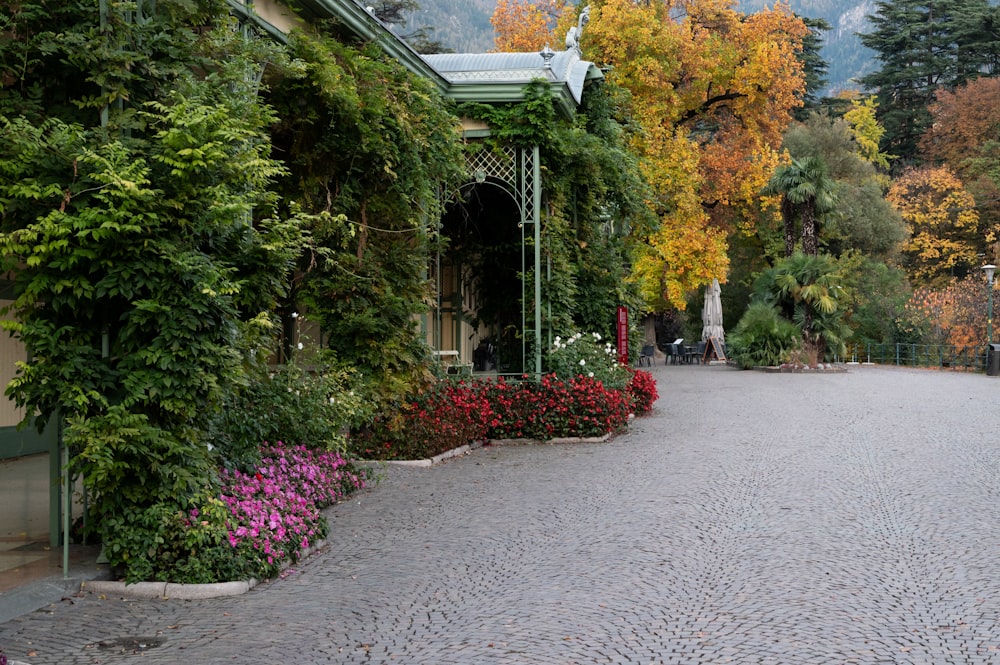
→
(754, 253, 851, 362)
(762, 156, 837, 256)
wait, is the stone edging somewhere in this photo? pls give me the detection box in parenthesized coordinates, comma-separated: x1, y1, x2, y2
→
(755, 364, 849, 373)
(356, 432, 616, 468)
(84, 578, 258, 600)
(83, 539, 327, 600)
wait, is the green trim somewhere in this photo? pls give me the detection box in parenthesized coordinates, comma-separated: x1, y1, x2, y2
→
(224, 0, 290, 43)
(0, 420, 55, 460)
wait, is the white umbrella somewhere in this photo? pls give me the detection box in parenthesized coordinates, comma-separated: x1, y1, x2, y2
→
(701, 278, 725, 344)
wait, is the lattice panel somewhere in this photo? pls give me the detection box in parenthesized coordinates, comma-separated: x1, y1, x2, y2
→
(519, 148, 536, 224)
(466, 146, 516, 184)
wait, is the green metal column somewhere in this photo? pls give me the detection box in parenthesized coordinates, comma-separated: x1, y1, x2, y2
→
(532, 146, 542, 377)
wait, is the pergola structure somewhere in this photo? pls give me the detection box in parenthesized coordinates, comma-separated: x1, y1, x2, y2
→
(229, 0, 603, 377)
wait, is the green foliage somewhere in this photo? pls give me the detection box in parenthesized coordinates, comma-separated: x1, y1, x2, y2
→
(97, 490, 250, 585)
(209, 359, 370, 472)
(837, 253, 913, 345)
(752, 253, 852, 359)
(458, 80, 556, 148)
(267, 29, 465, 408)
(728, 302, 802, 369)
(0, 1, 302, 570)
(781, 112, 904, 259)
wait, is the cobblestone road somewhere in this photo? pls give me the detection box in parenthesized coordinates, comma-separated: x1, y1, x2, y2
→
(2, 365, 1000, 664)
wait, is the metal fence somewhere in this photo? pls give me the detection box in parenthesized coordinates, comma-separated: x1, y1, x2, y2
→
(838, 343, 987, 371)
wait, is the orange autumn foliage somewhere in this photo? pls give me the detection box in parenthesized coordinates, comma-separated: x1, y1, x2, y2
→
(586, 0, 808, 307)
(906, 277, 989, 347)
(491, 0, 575, 52)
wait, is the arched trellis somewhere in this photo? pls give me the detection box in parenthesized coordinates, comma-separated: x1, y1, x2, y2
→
(437, 143, 542, 376)
(466, 146, 542, 377)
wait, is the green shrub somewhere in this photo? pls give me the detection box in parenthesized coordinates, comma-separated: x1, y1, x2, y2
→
(210, 359, 370, 471)
(728, 302, 801, 369)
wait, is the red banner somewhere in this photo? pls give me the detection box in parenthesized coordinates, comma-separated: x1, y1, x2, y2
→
(616, 306, 628, 365)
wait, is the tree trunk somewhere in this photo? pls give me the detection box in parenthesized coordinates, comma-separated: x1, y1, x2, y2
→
(801, 200, 818, 256)
(782, 197, 796, 257)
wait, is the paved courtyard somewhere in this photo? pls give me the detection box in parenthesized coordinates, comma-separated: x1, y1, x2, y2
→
(2, 364, 1000, 664)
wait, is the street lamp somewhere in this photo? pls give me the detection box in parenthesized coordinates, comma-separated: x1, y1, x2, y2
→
(984, 264, 996, 346)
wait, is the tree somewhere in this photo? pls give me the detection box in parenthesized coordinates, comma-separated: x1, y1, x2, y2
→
(781, 110, 904, 259)
(921, 77, 1000, 249)
(752, 252, 852, 361)
(583, 0, 809, 308)
(843, 96, 892, 171)
(491, 0, 574, 52)
(859, 0, 997, 165)
(762, 156, 837, 257)
(887, 166, 983, 288)
(796, 17, 832, 117)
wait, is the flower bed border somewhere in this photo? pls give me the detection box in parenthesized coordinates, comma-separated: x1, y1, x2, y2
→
(84, 539, 328, 600)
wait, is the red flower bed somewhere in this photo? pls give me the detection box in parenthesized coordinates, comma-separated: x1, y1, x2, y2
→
(627, 369, 658, 415)
(483, 375, 631, 440)
(350, 371, 657, 460)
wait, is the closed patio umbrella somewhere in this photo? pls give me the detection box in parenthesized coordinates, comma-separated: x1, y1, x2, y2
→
(702, 278, 725, 344)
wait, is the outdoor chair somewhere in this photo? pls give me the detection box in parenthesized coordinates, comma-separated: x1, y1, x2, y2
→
(638, 344, 655, 367)
(693, 340, 706, 364)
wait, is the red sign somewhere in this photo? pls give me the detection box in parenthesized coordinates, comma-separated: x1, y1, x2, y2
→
(616, 306, 628, 365)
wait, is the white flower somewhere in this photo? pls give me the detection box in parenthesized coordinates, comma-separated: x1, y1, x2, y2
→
(291, 312, 299, 319)
(297, 342, 304, 350)
(588, 372, 594, 378)
(579, 359, 586, 366)
(329, 397, 336, 405)
(593, 332, 601, 341)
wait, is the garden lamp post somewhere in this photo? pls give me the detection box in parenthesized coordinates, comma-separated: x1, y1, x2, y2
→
(984, 264, 996, 346)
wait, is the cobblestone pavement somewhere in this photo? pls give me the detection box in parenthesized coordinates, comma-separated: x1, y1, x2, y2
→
(2, 365, 1000, 664)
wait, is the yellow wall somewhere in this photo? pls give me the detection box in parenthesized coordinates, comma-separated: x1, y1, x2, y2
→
(253, 0, 305, 34)
(0, 300, 26, 428)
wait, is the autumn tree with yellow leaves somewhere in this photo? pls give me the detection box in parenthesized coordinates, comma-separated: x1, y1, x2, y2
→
(493, 0, 810, 309)
(887, 166, 983, 289)
(491, 0, 576, 52)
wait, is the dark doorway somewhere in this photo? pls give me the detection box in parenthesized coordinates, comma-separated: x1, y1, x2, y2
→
(439, 180, 524, 373)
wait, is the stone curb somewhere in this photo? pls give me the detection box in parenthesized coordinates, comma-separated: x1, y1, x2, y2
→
(82, 539, 327, 601)
(84, 578, 259, 600)
(354, 432, 618, 468)
(489, 433, 612, 445)
(754, 364, 849, 373)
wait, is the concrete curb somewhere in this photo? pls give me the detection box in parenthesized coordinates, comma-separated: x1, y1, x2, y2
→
(85, 578, 259, 600)
(356, 440, 487, 468)
(83, 539, 327, 601)
(489, 433, 612, 445)
(755, 364, 849, 373)
(354, 432, 618, 468)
